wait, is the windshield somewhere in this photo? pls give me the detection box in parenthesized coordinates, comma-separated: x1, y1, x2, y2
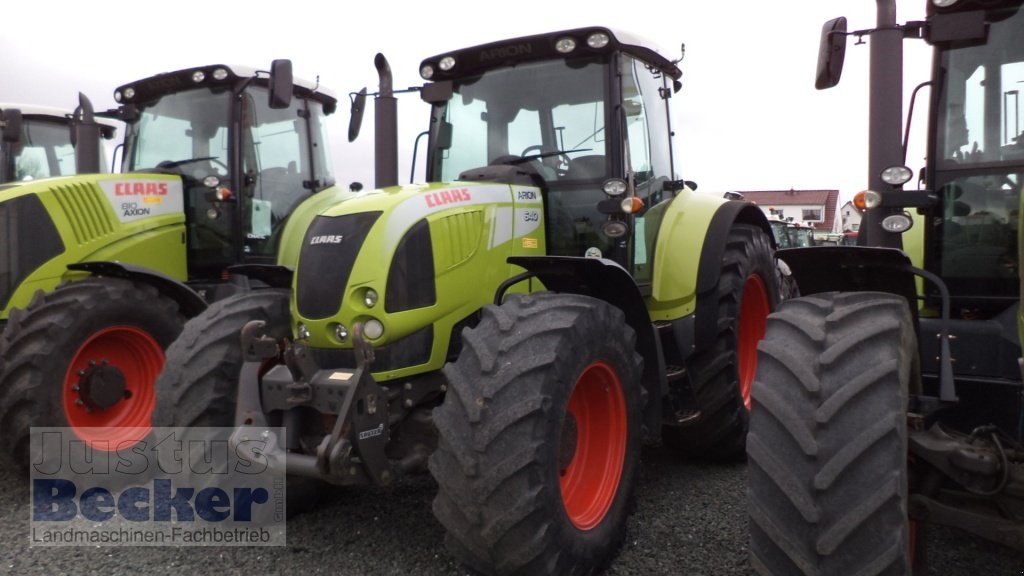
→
(430, 54, 676, 279)
(931, 4, 1024, 309)
(9, 119, 83, 181)
(770, 221, 792, 248)
(126, 89, 231, 176)
(436, 57, 609, 183)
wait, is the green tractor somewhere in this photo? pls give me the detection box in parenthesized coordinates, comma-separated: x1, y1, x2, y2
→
(156, 28, 780, 574)
(1, 98, 117, 183)
(0, 61, 340, 463)
(747, 1, 1024, 573)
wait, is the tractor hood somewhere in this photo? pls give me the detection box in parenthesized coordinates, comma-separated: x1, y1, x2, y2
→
(287, 180, 546, 380)
(0, 173, 186, 316)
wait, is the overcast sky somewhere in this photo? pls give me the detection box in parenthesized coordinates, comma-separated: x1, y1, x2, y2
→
(3, 2, 932, 205)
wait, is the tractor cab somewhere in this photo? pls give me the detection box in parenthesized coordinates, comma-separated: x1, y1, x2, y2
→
(418, 27, 684, 285)
(1, 104, 116, 183)
(110, 63, 338, 280)
(925, 2, 1024, 319)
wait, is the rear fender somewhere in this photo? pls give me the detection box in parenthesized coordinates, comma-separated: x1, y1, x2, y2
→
(67, 261, 208, 318)
(651, 190, 772, 352)
(779, 246, 918, 310)
(693, 201, 773, 352)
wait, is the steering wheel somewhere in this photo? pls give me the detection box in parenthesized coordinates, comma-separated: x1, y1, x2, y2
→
(520, 145, 571, 177)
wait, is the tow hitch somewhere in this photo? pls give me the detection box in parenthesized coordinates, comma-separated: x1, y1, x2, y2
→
(231, 321, 393, 486)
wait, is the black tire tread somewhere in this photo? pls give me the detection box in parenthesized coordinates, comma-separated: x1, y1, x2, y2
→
(430, 292, 643, 576)
(747, 291, 913, 576)
(153, 288, 291, 428)
(663, 223, 779, 458)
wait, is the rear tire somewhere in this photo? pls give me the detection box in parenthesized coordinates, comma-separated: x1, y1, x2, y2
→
(430, 293, 644, 576)
(152, 288, 324, 516)
(663, 223, 778, 458)
(0, 278, 185, 471)
(747, 291, 914, 575)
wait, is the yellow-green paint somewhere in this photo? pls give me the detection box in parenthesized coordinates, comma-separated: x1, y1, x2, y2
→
(647, 188, 728, 320)
(291, 181, 548, 381)
(1, 173, 187, 319)
(291, 181, 727, 382)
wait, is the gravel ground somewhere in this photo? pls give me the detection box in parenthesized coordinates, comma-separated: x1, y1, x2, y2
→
(0, 443, 1019, 575)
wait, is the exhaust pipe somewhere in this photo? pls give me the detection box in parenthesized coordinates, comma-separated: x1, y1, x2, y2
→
(374, 53, 398, 189)
(72, 93, 103, 174)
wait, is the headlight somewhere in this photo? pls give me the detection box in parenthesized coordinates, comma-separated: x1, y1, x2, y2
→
(439, 56, 456, 71)
(420, 65, 435, 80)
(364, 288, 379, 308)
(932, 0, 959, 6)
(363, 319, 385, 340)
(603, 178, 628, 197)
(587, 33, 610, 49)
(212, 68, 229, 81)
(555, 37, 577, 54)
(601, 220, 629, 239)
(881, 165, 913, 186)
(192, 71, 206, 83)
(297, 323, 311, 340)
(881, 213, 914, 233)
(334, 323, 349, 342)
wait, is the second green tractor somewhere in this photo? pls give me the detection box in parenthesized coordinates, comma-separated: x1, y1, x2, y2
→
(155, 28, 780, 575)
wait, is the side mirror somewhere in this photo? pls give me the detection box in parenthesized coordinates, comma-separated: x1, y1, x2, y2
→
(815, 17, 848, 90)
(348, 88, 367, 143)
(1, 108, 23, 144)
(268, 59, 293, 110)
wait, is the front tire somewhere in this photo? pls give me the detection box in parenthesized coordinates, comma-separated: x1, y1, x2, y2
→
(430, 293, 644, 576)
(0, 278, 185, 470)
(152, 288, 324, 516)
(747, 292, 914, 575)
(152, 288, 291, 429)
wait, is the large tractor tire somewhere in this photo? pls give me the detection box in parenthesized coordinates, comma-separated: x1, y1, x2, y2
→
(430, 293, 644, 576)
(152, 288, 323, 515)
(747, 291, 914, 575)
(0, 278, 186, 470)
(662, 223, 778, 458)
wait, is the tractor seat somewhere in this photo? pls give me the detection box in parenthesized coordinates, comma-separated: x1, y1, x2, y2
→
(565, 155, 607, 180)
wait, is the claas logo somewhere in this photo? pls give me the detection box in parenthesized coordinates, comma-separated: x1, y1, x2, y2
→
(114, 182, 169, 196)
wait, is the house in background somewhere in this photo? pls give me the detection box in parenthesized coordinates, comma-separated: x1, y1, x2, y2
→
(732, 189, 841, 233)
(839, 200, 863, 233)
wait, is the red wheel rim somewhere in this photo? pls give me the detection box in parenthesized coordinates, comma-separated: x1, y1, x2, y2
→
(62, 326, 163, 449)
(559, 361, 627, 531)
(738, 274, 770, 411)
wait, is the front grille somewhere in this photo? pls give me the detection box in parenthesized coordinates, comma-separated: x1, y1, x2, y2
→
(295, 212, 381, 319)
(0, 195, 65, 311)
